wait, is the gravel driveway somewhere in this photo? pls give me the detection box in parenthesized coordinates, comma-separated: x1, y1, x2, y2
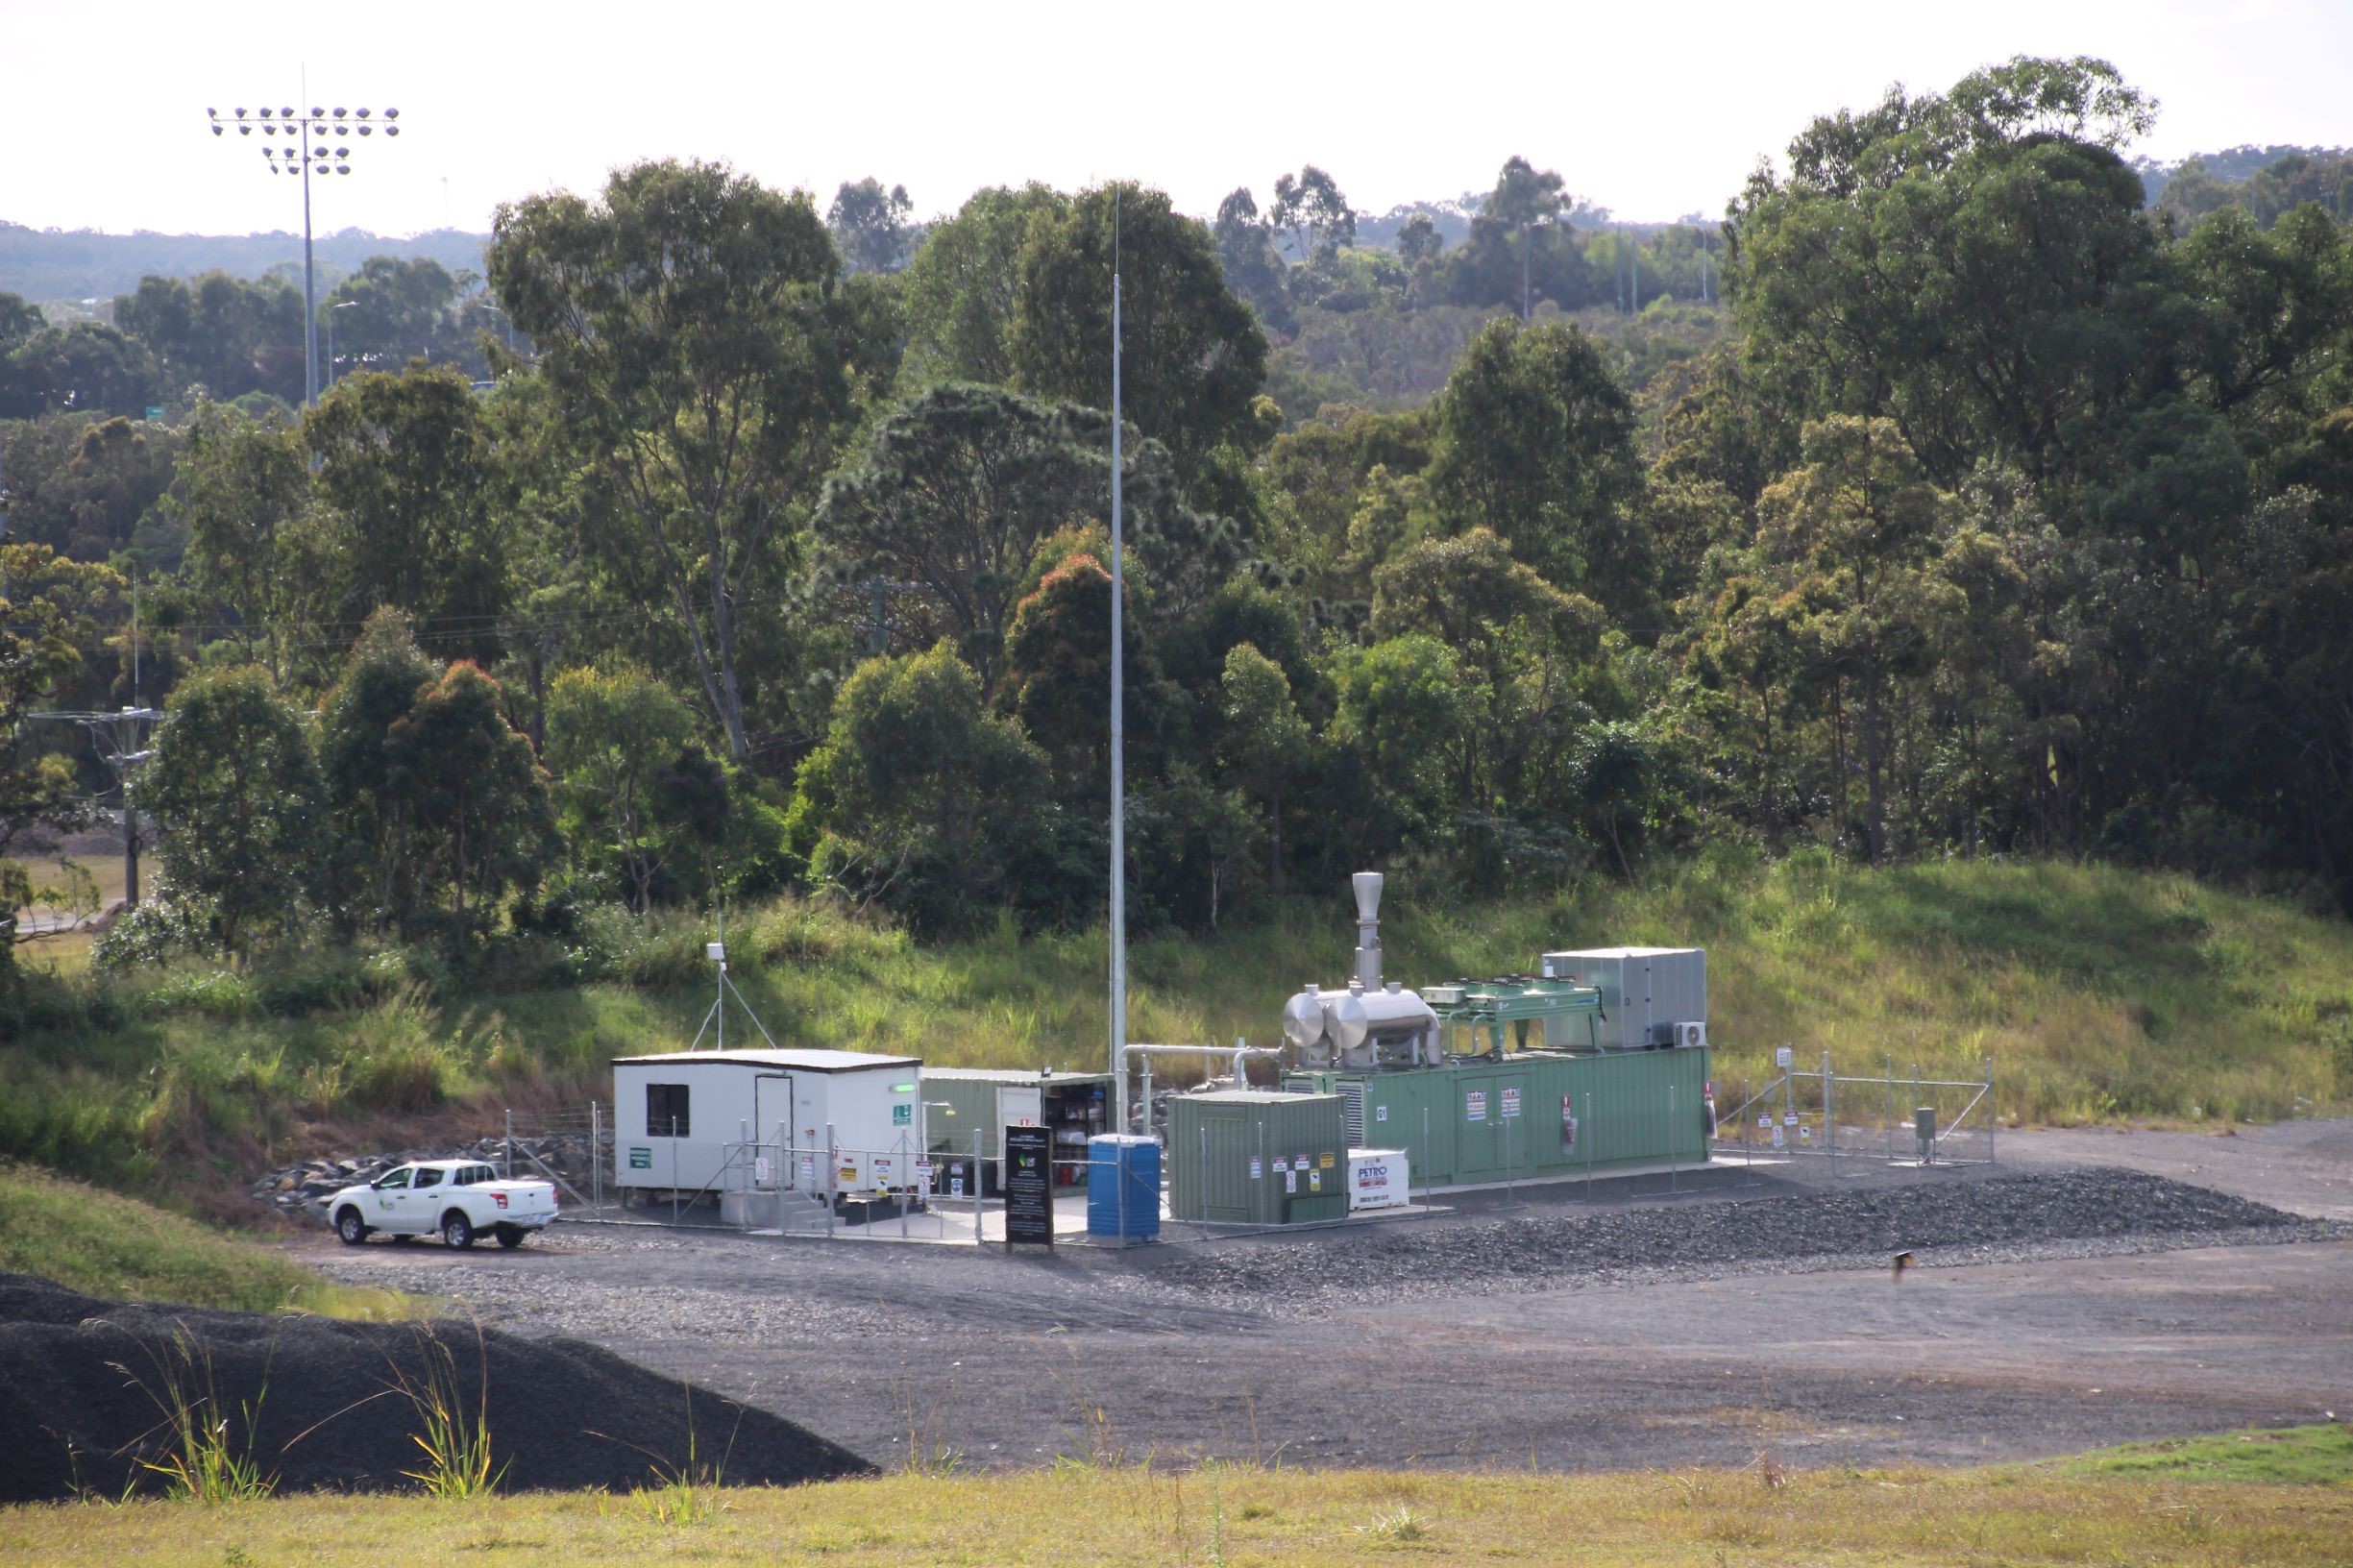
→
(300, 1125, 2353, 1474)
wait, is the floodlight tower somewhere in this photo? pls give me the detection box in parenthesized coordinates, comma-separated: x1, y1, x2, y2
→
(205, 96, 404, 405)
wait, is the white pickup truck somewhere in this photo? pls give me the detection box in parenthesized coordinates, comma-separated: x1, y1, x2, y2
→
(327, 1160, 558, 1250)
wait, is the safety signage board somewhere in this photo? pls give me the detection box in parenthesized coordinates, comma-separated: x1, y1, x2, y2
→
(1250, 1156, 1263, 1180)
(1501, 1087, 1521, 1118)
(1003, 1125, 1054, 1249)
(1465, 1090, 1488, 1122)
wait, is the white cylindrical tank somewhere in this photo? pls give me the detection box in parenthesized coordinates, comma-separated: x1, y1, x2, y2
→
(1282, 985, 1328, 1049)
(1322, 986, 1371, 1056)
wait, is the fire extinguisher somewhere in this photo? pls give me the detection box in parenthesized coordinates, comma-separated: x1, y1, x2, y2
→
(1702, 1079, 1719, 1139)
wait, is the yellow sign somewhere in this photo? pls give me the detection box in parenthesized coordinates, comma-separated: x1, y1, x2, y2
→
(1318, 1152, 1335, 1169)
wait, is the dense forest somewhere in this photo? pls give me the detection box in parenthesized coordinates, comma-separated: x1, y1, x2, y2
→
(2, 55, 2349, 992)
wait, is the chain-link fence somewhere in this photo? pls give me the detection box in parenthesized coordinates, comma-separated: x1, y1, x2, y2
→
(1711, 1053, 1996, 1168)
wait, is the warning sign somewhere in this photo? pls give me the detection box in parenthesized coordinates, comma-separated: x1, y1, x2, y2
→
(1465, 1090, 1488, 1122)
(1501, 1087, 1522, 1119)
(1250, 1156, 1263, 1180)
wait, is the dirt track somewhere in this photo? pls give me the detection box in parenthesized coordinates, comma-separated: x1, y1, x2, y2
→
(300, 1123, 2353, 1474)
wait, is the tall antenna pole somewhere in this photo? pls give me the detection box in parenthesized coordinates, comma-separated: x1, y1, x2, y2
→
(1110, 195, 1129, 1137)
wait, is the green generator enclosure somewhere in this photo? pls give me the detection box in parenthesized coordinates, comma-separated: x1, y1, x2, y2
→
(1168, 1090, 1348, 1224)
(1285, 1045, 1712, 1189)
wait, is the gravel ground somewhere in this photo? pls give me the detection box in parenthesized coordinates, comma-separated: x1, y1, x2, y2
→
(1135, 1170, 2334, 1313)
(294, 1143, 2353, 1474)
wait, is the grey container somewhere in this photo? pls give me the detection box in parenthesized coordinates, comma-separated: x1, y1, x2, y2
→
(1538, 947, 1707, 1050)
(1167, 1090, 1347, 1224)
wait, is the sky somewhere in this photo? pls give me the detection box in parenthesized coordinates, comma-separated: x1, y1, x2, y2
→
(3, 0, 2349, 239)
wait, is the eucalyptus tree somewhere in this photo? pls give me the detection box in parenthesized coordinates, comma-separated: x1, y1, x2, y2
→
(489, 159, 867, 757)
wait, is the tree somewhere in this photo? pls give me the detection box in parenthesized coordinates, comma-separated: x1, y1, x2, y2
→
(0, 545, 117, 961)
(897, 184, 1066, 387)
(996, 551, 1161, 797)
(2, 415, 181, 562)
(1725, 56, 2162, 485)
(114, 271, 304, 402)
(489, 159, 862, 756)
(304, 365, 514, 661)
(1427, 318, 1651, 623)
(828, 179, 917, 274)
(1009, 183, 1271, 496)
(1212, 187, 1290, 326)
(317, 610, 440, 939)
(1270, 166, 1356, 266)
(1326, 633, 1469, 841)
(1754, 416, 1958, 861)
(173, 403, 317, 681)
(1215, 644, 1310, 890)
(1485, 157, 1566, 319)
(545, 664, 704, 911)
(4, 323, 159, 421)
(1396, 212, 1443, 270)
(389, 663, 555, 933)
(322, 256, 463, 375)
(788, 642, 1053, 935)
(815, 381, 1228, 684)
(142, 666, 327, 957)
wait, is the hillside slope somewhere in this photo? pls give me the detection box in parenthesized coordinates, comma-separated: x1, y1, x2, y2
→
(4, 854, 2345, 1204)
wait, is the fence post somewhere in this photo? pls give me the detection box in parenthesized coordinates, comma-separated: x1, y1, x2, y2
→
(1668, 1085, 1678, 1194)
(824, 1122, 837, 1239)
(503, 1109, 513, 1180)
(1823, 1050, 1834, 1167)
(1585, 1090, 1596, 1200)
(1885, 1055, 1896, 1164)
(1741, 1079, 1752, 1186)
(590, 1101, 601, 1212)
(1985, 1057, 1997, 1165)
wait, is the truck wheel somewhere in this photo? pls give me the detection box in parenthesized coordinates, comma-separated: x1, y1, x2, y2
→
(441, 1211, 476, 1249)
(335, 1207, 370, 1246)
(494, 1224, 526, 1249)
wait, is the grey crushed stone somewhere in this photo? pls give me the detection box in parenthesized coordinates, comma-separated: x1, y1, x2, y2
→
(1136, 1169, 2334, 1314)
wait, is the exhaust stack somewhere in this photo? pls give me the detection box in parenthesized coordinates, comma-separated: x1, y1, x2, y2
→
(1352, 871, 1384, 992)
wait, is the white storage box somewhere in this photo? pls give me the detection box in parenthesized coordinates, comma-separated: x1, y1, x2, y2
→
(1347, 1147, 1409, 1211)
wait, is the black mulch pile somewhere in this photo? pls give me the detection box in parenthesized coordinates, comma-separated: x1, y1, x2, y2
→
(1141, 1169, 2323, 1310)
(0, 1274, 872, 1504)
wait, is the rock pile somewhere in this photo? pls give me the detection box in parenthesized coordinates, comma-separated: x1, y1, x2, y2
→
(251, 1131, 600, 1218)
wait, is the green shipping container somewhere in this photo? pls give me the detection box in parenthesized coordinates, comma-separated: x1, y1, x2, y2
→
(1286, 1045, 1712, 1189)
(1168, 1091, 1347, 1224)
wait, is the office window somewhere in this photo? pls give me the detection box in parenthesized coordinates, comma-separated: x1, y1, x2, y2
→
(647, 1083, 690, 1138)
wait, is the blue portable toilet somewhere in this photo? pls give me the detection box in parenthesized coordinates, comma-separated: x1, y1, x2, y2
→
(1086, 1134, 1161, 1241)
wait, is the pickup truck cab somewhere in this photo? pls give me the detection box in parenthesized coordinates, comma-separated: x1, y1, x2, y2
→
(328, 1160, 558, 1250)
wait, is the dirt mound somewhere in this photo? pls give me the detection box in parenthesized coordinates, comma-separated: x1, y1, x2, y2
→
(0, 1274, 873, 1503)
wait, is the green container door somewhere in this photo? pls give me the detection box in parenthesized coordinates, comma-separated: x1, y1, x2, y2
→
(1453, 1067, 1535, 1183)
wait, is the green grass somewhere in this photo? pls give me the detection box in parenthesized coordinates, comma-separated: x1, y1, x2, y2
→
(4, 852, 2348, 1202)
(2054, 1423, 2353, 1485)
(2, 1448, 2346, 1565)
(0, 1164, 420, 1320)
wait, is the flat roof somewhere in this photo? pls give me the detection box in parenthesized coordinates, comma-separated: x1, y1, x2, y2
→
(1541, 946, 1703, 960)
(612, 1049, 920, 1074)
(1184, 1090, 1338, 1104)
(923, 1067, 1113, 1086)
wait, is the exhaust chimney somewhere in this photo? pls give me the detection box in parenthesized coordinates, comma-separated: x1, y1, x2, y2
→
(1352, 871, 1384, 992)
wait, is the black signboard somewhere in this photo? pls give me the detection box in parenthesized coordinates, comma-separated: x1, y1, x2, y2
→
(1003, 1124, 1054, 1250)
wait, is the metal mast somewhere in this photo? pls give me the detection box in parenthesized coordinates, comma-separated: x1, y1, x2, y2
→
(1110, 202, 1129, 1137)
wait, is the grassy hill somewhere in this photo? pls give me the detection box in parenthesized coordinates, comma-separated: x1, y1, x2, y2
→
(0, 1164, 415, 1318)
(5, 851, 2347, 1203)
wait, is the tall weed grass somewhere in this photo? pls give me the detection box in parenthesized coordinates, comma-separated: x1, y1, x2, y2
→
(4, 860, 2347, 1202)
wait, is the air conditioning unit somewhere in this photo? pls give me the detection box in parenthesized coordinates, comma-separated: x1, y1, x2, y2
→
(1670, 1021, 1706, 1050)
